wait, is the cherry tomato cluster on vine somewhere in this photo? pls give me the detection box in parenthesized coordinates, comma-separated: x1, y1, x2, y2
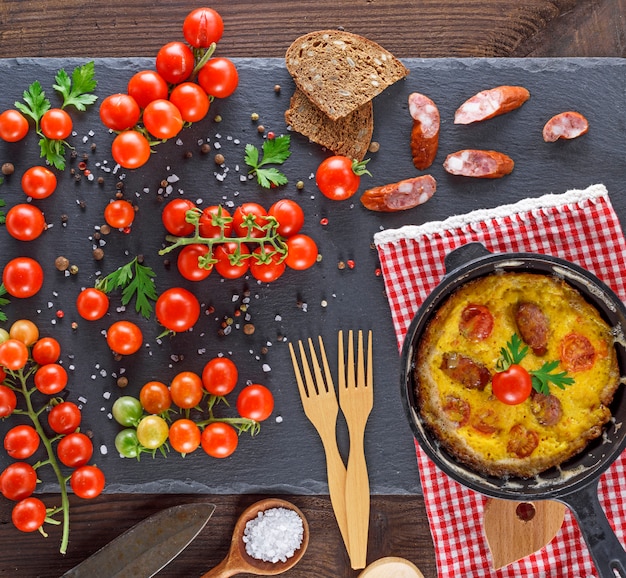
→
(0, 319, 105, 536)
(112, 355, 274, 460)
(162, 198, 319, 283)
(100, 8, 238, 169)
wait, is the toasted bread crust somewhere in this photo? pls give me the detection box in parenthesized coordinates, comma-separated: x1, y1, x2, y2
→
(285, 29, 408, 120)
(285, 88, 373, 161)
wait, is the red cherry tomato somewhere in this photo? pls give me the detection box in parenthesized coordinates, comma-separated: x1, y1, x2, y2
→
(70, 465, 105, 499)
(169, 82, 210, 123)
(560, 333, 596, 372)
(177, 244, 212, 281)
(48, 401, 82, 435)
(0, 385, 17, 418)
(198, 205, 232, 238)
(0, 109, 29, 142)
(1, 462, 37, 501)
(57, 432, 93, 468)
(213, 242, 250, 279)
(268, 199, 304, 237)
(162, 198, 197, 236)
(0, 339, 29, 370)
(198, 57, 239, 99)
(21, 166, 57, 199)
(201, 422, 238, 458)
(104, 199, 135, 229)
(169, 419, 201, 455)
(99, 93, 141, 131)
(34, 363, 68, 395)
(170, 371, 203, 409)
(143, 99, 183, 140)
(232, 202, 268, 238)
(139, 381, 171, 415)
(76, 287, 109, 321)
(316, 155, 362, 200)
(106, 321, 143, 355)
(40, 108, 72, 140)
(250, 245, 286, 283)
(127, 70, 169, 109)
(32, 337, 61, 365)
(155, 287, 200, 333)
(156, 41, 194, 84)
(284, 234, 318, 270)
(5, 204, 46, 241)
(202, 357, 238, 396)
(2, 257, 44, 298)
(492, 364, 533, 405)
(183, 7, 224, 48)
(237, 384, 274, 422)
(4, 424, 40, 459)
(12, 497, 47, 532)
(459, 304, 494, 341)
(111, 130, 151, 169)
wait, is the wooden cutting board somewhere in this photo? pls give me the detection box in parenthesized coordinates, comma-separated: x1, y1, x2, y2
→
(483, 498, 566, 569)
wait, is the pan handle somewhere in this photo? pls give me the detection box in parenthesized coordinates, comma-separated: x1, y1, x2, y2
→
(443, 242, 490, 273)
(558, 481, 626, 578)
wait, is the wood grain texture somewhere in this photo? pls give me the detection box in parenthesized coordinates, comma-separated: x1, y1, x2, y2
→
(0, 0, 622, 59)
(0, 493, 437, 577)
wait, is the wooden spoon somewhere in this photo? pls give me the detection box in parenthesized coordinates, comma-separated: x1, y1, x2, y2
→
(483, 498, 566, 569)
(201, 498, 309, 578)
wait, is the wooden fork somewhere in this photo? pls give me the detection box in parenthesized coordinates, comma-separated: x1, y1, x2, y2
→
(288, 337, 350, 556)
(338, 329, 374, 570)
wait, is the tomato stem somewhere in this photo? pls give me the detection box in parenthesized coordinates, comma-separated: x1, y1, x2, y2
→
(14, 368, 71, 554)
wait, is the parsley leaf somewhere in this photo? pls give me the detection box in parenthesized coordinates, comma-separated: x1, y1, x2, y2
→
(0, 284, 10, 323)
(15, 81, 51, 128)
(244, 135, 291, 188)
(39, 138, 66, 171)
(530, 360, 575, 395)
(496, 333, 528, 371)
(53, 61, 98, 110)
(95, 257, 157, 319)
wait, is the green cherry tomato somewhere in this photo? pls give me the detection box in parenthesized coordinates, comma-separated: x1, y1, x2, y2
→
(115, 428, 141, 458)
(136, 415, 169, 450)
(112, 396, 144, 427)
(492, 364, 533, 405)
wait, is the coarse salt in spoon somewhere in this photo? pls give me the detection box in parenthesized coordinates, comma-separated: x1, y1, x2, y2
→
(201, 498, 309, 578)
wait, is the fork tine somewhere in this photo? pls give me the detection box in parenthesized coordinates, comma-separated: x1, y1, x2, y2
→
(347, 330, 356, 389)
(288, 341, 309, 400)
(366, 330, 373, 389)
(357, 330, 365, 388)
(297, 340, 316, 396)
(316, 336, 335, 394)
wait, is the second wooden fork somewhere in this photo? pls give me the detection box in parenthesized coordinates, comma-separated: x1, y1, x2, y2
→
(338, 329, 374, 570)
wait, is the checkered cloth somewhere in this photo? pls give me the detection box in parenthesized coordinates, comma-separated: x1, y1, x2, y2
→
(374, 184, 626, 577)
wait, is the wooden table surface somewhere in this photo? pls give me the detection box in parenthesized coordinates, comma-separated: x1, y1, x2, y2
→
(0, 1, 623, 577)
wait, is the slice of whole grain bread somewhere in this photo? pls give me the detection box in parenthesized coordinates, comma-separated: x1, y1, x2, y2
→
(285, 88, 373, 161)
(285, 29, 408, 120)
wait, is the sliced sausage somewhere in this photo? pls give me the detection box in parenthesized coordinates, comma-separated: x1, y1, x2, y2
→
(530, 392, 563, 426)
(360, 174, 436, 212)
(515, 302, 549, 356)
(560, 333, 596, 372)
(454, 86, 530, 125)
(507, 424, 539, 458)
(440, 352, 491, 391)
(543, 111, 589, 142)
(443, 149, 514, 179)
(459, 304, 494, 341)
(408, 92, 440, 170)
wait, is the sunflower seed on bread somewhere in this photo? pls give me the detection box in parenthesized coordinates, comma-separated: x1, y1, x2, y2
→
(285, 29, 409, 121)
(285, 88, 373, 161)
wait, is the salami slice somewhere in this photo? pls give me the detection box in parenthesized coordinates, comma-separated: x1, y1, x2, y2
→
(408, 92, 440, 170)
(454, 85, 530, 124)
(443, 149, 514, 178)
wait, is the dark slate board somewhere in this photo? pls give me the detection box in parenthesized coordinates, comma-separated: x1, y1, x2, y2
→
(0, 57, 624, 496)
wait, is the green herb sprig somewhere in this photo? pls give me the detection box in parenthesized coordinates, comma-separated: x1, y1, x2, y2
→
(244, 134, 291, 188)
(95, 257, 157, 319)
(497, 333, 575, 395)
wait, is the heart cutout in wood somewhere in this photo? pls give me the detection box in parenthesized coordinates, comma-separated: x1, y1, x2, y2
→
(483, 498, 566, 569)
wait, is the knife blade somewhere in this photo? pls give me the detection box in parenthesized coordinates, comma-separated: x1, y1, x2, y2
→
(62, 502, 216, 578)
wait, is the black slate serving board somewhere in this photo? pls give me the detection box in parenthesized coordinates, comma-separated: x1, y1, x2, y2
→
(0, 57, 623, 496)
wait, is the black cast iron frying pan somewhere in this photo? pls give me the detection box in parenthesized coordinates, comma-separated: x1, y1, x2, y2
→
(400, 243, 626, 577)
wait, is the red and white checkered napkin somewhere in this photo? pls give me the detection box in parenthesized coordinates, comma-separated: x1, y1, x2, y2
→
(374, 184, 626, 577)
